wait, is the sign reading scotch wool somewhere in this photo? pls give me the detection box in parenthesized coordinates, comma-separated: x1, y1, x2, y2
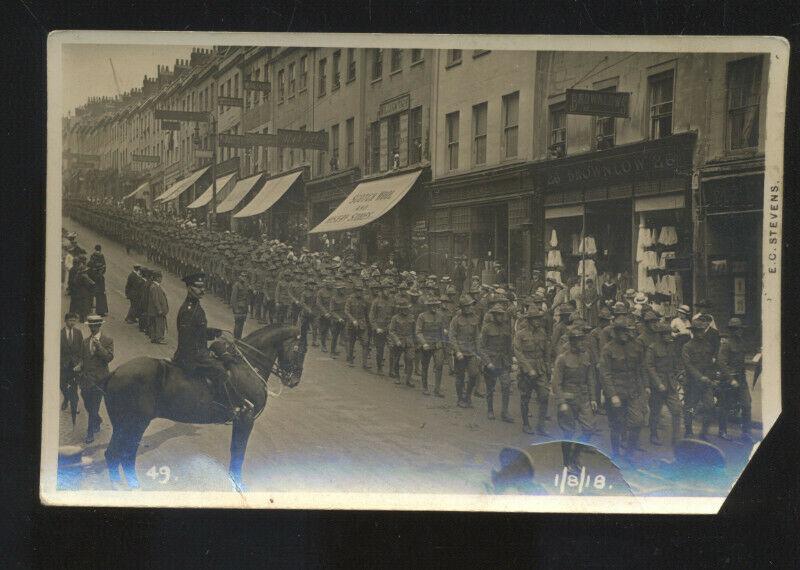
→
(566, 88, 630, 118)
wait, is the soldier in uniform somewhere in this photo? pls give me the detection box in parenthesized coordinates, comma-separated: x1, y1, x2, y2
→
(645, 322, 685, 446)
(230, 271, 250, 340)
(479, 305, 514, 422)
(388, 298, 416, 387)
(416, 295, 446, 397)
(717, 318, 752, 442)
(261, 263, 277, 325)
(599, 316, 646, 460)
(681, 318, 719, 440)
(440, 289, 458, 377)
(328, 281, 348, 358)
(315, 278, 334, 353)
(552, 326, 597, 442)
(124, 264, 144, 324)
(273, 263, 289, 325)
(173, 273, 245, 418)
(368, 279, 394, 375)
(299, 276, 319, 350)
(344, 281, 370, 369)
(514, 306, 551, 435)
(450, 294, 482, 408)
(550, 304, 572, 363)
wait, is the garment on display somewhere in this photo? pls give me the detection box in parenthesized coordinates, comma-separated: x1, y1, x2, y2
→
(658, 225, 678, 246)
(578, 235, 597, 255)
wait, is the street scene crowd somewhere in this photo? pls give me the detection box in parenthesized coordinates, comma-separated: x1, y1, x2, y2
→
(63, 197, 758, 462)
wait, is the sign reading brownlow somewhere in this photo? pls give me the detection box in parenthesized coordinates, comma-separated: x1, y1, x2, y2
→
(565, 88, 630, 118)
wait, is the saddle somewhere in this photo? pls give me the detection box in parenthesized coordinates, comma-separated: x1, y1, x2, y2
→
(160, 359, 253, 422)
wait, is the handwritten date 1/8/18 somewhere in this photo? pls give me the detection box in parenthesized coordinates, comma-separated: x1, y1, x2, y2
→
(553, 466, 611, 494)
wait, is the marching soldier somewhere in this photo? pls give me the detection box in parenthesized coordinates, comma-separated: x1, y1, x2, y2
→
(552, 326, 597, 443)
(261, 263, 277, 325)
(439, 290, 457, 377)
(514, 306, 551, 435)
(645, 322, 684, 446)
(315, 278, 334, 353)
(230, 271, 250, 340)
(388, 298, 416, 387)
(550, 304, 572, 362)
(344, 281, 370, 369)
(479, 305, 514, 422)
(368, 279, 394, 375)
(328, 281, 348, 358)
(717, 318, 752, 442)
(450, 294, 482, 408)
(599, 316, 646, 460)
(416, 295, 446, 397)
(299, 276, 319, 349)
(682, 318, 719, 440)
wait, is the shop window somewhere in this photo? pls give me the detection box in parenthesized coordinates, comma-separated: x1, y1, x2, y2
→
(446, 111, 459, 171)
(347, 48, 356, 82)
(594, 86, 617, 150)
(549, 103, 566, 158)
(727, 56, 762, 150)
(370, 121, 381, 173)
(277, 69, 285, 103)
(387, 115, 400, 169)
(330, 123, 340, 171)
(345, 117, 355, 168)
(411, 49, 423, 64)
(408, 106, 423, 164)
(447, 50, 462, 67)
(288, 63, 296, 96)
(332, 50, 341, 90)
(472, 102, 487, 166)
(299, 55, 307, 91)
(502, 91, 519, 159)
(648, 70, 674, 139)
(318, 58, 327, 96)
(391, 49, 402, 72)
(372, 49, 383, 80)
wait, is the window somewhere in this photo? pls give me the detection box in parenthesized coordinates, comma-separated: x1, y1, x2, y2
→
(345, 117, 355, 167)
(408, 107, 423, 164)
(332, 51, 341, 90)
(391, 49, 402, 72)
(387, 115, 400, 168)
(649, 70, 674, 139)
(411, 49, 423, 64)
(372, 49, 383, 80)
(502, 91, 519, 158)
(331, 124, 340, 171)
(370, 121, 381, 173)
(473, 49, 491, 58)
(299, 55, 308, 90)
(447, 50, 462, 66)
(446, 111, 459, 170)
(472, 102, 487, 165)
(727, 56, 762, 150)
(318, 58, 327, 96)
(347, 48, 356, 82)
(288, 63, 295, 96)
(549, 103, 566, 157)
(317, 129, 327, 175)
(278, 69, 285, 102)
(594, 86, 617, 150)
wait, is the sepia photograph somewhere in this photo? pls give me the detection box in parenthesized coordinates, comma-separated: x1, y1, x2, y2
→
(42, 32, 788, 513)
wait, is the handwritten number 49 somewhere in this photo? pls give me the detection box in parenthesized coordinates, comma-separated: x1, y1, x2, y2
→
(146, 465, 171, 484)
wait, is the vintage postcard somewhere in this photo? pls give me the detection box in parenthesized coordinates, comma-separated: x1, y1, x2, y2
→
(42, 31, 788, 513)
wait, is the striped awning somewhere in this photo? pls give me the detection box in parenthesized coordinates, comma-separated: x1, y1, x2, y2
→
(187, 173, 237, 209)
(216, 173, 264, 214)
(155, 166, 210, 203)
(233, 170, 303, 218)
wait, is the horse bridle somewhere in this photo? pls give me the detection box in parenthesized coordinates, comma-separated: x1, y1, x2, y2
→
(229, 336, 301, 388)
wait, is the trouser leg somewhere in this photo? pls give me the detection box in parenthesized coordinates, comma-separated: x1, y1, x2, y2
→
(454, 358, 466, 404)
(233, 315, 246, 340)
(420, 350, 432, 392)
(432, 348, 444, 395)
(484, 371, 497, 419)
(402, 347, 414, 385)
(374, 332, 386, 371)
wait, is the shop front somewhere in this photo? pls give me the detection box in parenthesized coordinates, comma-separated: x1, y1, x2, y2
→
(305, 167, 361, 253)
(700, 159, 763, 339)
(232, 168, 306, 245)
(426, 163, 542, 287)
(308, 167, 430, 268)
(534, 132, 696, 317)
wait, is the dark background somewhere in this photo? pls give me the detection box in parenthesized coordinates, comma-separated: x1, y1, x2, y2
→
(3, 1, 799, 566)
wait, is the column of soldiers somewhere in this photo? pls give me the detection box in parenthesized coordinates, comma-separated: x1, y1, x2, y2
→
(67, 198, 756, 462)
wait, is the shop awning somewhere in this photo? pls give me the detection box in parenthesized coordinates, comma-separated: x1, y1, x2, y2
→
(634, 193, 685, 213)
(187, 173, 237, 209)
(155, 166, 210, 203)
(233, 170, 303, 219)
(545, 204, 585, 219)
(123, 181, 150, 202)
(216, 173, 264, 214)
(308, 170, 422, 234)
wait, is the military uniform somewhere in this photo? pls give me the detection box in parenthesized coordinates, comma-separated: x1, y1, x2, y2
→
(368, 284, 394, 374)
(645, 324, 684, 446)
(552, 329, 597, 442)
(416, 298, 446, 396)
(479, 306, 514, 422)
(681, 320, 719, 439)
(717, 319, 751, 440)
(449, 296, 482, 407)
(388, 301, 416, 385)
(344, 286, 370, 368)
(599, 318, 646, 458)
(315, 281, 333, 352)
(514, 308, 551, 434)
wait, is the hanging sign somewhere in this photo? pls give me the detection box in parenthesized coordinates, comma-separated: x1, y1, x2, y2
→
(278, 129, 328, 150)
(132, 154, 161, 164)
(218, 96, 244, 108)
(566, 89, 630, 118)
(161, 120, 181, 131)
(244, 80, 271, 92)
(154, 109, 210, 122)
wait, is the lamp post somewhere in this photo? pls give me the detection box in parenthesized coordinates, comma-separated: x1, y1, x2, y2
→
(210, 114, 218, 231)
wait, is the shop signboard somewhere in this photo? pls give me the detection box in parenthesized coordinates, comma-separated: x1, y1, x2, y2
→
(278, 129, 329, 151)
(160, 120, 181, 131)
(379, 94, 411, 118)
(566, 88, 630, 118)
(154, 109, 210, 122)
(132, 154, 161, 164)
(244, 79, 271, 92)
(218, 96, 244, 108)
(703, 175, 763, 214)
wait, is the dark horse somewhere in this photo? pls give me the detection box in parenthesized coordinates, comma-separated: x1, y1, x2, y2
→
(102, 325, 305, 490)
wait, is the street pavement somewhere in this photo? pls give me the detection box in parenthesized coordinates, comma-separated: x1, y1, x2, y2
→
(57, 217, 762, 496)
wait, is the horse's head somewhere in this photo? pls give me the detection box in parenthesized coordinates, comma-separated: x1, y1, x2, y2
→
(241, 325, 306, 388)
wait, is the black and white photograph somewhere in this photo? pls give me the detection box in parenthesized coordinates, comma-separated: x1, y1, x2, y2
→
(42, 32, 788, 513)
